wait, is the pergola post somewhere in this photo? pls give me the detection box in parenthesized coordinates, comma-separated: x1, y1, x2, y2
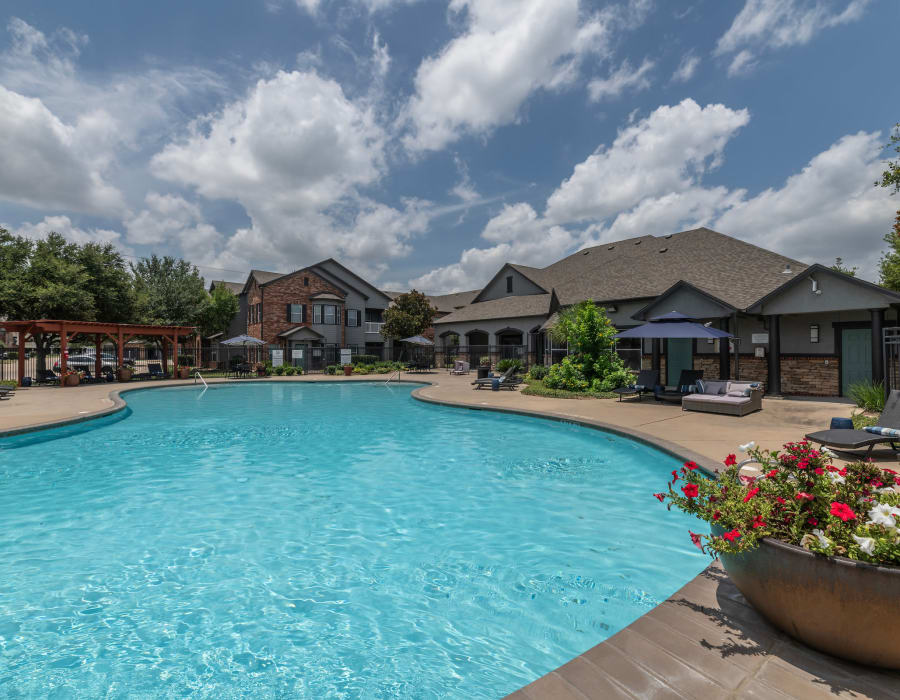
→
(95, 334, 102, 379)
(766, 314, 781, 396)
(17, 330, 26, 387)
(162, 337, 169, 375)
(173, 332, 179, 372)
(117, 328, 124, 368)
(60, 323, 68, 388)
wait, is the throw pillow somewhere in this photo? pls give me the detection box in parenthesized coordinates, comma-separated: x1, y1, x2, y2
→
(696, 379, 705, 394)
(726, 390, 746, 397)
(864, 426, 900, 438)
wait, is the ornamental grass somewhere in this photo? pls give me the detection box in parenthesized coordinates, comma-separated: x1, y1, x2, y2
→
(656, 441, 900, 566)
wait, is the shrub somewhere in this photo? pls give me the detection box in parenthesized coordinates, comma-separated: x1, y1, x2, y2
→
(325, 364, 339, 375)
(283, 365, 298, 376)
(848, 380, 885, 413)
(544, 357, 589, 392)
(352, 364, 373, 374)
(351, 354, 379, 365)
(478, 355, 491, 366)
(273, 365, 285, 376)
(590, 367, 634, 392)
(527, 364, 549, 380)
(496, 358, 523, 374)
(656, 441, 900, 565)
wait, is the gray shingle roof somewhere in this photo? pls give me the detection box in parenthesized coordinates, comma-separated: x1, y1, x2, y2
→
(434, 293, 551, 324)
(210, 280, 245, 295)
(429, 289, 480, 313)
(250, 269, 286, 285)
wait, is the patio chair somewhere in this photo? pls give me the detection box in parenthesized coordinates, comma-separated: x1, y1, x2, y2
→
(36, 369, 59, 385)
(471, 366, 517, 389)
(450, 360, 470, 375)
(148, 363, 169, 379)
(654, 369, 704, 403)
(806, 390, 900, 457)
(612, 369, 659, 402)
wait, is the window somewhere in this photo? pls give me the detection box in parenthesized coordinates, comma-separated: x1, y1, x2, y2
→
(313, 305, 322, 324)
(288, 304, 304, 323)
(304, 277, 309, 286)
(810, 324, 820, 344)
(506, 275, 513, 293)
(346, 309, 360, 327)
(324, 304, 336, 325)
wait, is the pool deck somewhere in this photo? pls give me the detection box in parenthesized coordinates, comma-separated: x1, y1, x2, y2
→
(2, 373, 899, 698)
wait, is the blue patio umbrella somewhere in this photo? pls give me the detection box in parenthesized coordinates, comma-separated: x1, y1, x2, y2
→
(220, 334, 265, 346)
(614, 311, 733, 339)
(399, 335, 434, 346)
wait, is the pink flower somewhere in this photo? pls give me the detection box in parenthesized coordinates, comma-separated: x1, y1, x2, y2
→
(814, 467, 825, 476)
(689, 530, 704, 551)
(653, 492, 665, 502)
(796, 492, 815, 501)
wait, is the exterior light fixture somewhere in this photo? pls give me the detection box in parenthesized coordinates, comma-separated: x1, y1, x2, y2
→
(810, 324, 820, 344)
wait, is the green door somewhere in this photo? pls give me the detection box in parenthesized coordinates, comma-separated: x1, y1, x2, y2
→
(667, 338, 693, 387)
(841, 328, 871, 396)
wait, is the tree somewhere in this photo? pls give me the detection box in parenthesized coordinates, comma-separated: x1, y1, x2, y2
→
(831, 257, 857, 277)
(546, 300, 632, 392)
(879, 212, 900, 291)
(131, 255, 208, 326)
(876, 122, 900, 194)
(198, 283, 240, 337)
(380, 290, 437, 340)
(77, 242, 138, 323)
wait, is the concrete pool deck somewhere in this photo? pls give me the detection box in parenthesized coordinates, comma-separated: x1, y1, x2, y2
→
(2, 372, 899, 698)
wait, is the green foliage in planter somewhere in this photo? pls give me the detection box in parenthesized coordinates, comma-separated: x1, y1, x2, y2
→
(526, 364, 549, 380)
(656, 441, 900, 566)
(521, 378, 617, 400)
(325, 364, 340, 375)
(852, 412, 879, 430)
(496, 358, 523, 374)
(478, 355, 491, 366)
(848, 380, 886, 413)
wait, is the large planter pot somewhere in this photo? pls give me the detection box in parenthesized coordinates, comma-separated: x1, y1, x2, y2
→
(63, 374, 80, 387)
(716, 530, 900, 669)
(477, 366, 490, 379)
(176, 367, 190, 380)
(343, 365, 353, 376)
(117, 368, 132, 382)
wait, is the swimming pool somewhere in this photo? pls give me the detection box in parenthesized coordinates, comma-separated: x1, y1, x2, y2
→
(0, 382, 708, 698)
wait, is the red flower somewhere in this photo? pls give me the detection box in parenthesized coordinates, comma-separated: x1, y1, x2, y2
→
(752, 515, 766, 529)
(684, 461, 698, 471)
(796, 492, 814, 501)
(743, 487, 760, 503)
(671, 470, 680, 482)
(797, 459, 809, 470)
(839, 467, 848, 477)
(766, 469, 778, 478)
(722, 529, 741, 542)
(814, 467, 825, 476)
(807, 517, 818, 526)
(712, 510, 721, 521)
(724, 454, 737, 466)
(689, 530, 704, 551)
(776, 496, 787, 505)
(830, 502, 857, 522)
(882, 467, 898, 475)
(682, 483, 699, 498)
(653, 492, 666, 502)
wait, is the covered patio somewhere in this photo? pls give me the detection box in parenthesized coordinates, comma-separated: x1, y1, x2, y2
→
(0, 320, 197, 387)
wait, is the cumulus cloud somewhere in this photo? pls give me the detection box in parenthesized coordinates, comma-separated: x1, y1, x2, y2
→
(402, 0, 649, 152)
(587, 57, 654, 101)
(11, 215, 131, 253)
(715, 0, 869, 75)
(545, 99, 750, 223)
(671, 51, 700, 82)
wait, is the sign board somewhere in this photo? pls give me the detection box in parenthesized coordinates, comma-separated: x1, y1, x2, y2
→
(291, 349, 304, 360)
(751, 333, 769, 344)
(340, 348, 352, 365)
(755, 346, 765, 358)
(271, 349, 283, 367)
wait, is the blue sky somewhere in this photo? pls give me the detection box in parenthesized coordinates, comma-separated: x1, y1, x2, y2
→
(0, 0, 896, 292)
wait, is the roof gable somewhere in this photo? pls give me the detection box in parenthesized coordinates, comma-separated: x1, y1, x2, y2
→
(470, 263, 548, 303)
(632, 280, 736, 320)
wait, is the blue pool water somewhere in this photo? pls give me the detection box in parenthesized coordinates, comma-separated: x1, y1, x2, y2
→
(0, 382, 708, 698)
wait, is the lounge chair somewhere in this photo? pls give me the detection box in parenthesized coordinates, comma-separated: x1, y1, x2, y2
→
(450, 360, 470, 375)
(148, 363, 169, 379)
(472, 366, 520, 390)
(36, 369, 59, 385)
(612, 369, 659, 402)
(806, 390, 900, 457)
(654, 369, 704, 403)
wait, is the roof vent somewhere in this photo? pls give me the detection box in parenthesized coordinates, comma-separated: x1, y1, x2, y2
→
(664, 234, 673, 239)
(607, 245, 615, 250)
(634, 240, 642, 245)
(659, 247, 668, 253)
(783, 264, 793, 274)
(582, 250, 590, 255)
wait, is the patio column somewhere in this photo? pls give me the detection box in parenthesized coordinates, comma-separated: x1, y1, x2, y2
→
(173, 332, 179, 371)
(162, 337, 168, 375)
(95, 334, 102, 378)
(60, 323, 68, 388)
(871, 308, 885, 386)
(117, 328, 124, 368)
(766, 314, 781, 396)
(651, 338, 660, 375)
(718, 318, 730, 380)
(17, 331, 25, 387)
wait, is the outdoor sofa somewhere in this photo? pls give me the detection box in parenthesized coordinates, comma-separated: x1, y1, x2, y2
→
(612, 369, 659, 402)
(806, 390, 900, 457)
(681, 379, 763, 417)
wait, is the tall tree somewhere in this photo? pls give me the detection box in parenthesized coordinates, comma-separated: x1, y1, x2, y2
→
(197, 283, 240, 337)
(131, 255, 208, 326)
(380, 290, 437, 341)
(876, 122, 900, 194)
(77, 242, 138, 323)
(879, 212, 900, 292)
(831, 257, 857, 277)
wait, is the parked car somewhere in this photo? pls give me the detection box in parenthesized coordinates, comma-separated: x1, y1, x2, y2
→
(53, 353, 134, 373)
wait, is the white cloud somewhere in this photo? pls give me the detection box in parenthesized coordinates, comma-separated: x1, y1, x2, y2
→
(545, 99, 750, 224)
(11, 215, 129, 251)
(671, 51, 700, 82)
(587, 57, 654, 101)
(402, 0, 648, 152)
(715, 0, 869, 75)
(713, 131, 894, 278)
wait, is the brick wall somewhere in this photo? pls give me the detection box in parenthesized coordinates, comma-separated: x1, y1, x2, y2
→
(258, 272, 347, 346)
(782, 355, 839, 396)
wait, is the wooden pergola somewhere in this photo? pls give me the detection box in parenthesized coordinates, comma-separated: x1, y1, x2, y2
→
(1, 320, 197, 387)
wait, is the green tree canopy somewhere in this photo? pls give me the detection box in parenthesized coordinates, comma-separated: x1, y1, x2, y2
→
(132, 255, 208, 326)
(831, 257, 857, 277)
(198, 283, 240, 337)
(876, 123, 900, 194)
(380, 290, 437, 340)
(879, 213, 900, 292)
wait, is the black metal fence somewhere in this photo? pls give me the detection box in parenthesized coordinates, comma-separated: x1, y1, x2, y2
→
(884, 327, 900, 397)
(435, 345, 532, 370)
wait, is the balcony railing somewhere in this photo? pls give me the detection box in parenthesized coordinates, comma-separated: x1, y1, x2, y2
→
(365, 322, 385, 334)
